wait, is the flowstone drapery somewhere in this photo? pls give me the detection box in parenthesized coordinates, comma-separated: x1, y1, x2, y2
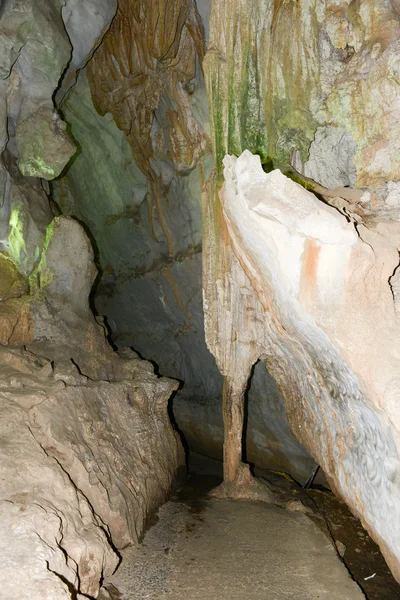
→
(202, 149, 400, 580)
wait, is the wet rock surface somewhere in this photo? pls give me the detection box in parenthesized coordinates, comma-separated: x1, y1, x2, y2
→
(307, 489, 400, 600)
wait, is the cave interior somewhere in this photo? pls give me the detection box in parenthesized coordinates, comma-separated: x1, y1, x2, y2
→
(1, 1, 400, 599)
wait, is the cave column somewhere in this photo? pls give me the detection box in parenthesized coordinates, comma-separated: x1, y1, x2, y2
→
(222, 367, 252, 483)
(212, 349, 275, 503)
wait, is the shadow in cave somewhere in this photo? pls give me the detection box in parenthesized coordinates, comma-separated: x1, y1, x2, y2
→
(242, 360, 256, 474)
(168, 382, 190, 471)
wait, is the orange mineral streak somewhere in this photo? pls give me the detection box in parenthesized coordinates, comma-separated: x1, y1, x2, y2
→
(301, 238, 321, 305)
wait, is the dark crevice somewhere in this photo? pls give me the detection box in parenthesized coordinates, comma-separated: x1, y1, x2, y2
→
(46, 561, 80, 600)
(388, 251, 400, 302)
(300, 489, 366, 597)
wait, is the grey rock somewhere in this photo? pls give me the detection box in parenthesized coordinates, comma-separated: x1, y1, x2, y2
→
(303, 126, 358, 189)
(16, 107, 76, 180)
(0, 153, 53, 275)
(62, 0, 118, 71)
(0, 0, 76, 178)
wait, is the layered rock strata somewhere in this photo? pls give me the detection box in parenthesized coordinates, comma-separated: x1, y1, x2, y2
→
(0, 343, 183, 600)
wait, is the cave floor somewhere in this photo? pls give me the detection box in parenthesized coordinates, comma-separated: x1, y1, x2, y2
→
(105, 458, 366, 600)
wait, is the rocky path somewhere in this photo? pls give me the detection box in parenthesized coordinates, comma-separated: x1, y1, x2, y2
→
(106, 468, 365, 600)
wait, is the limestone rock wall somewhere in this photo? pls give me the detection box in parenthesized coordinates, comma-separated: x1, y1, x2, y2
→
(53, 0, 314, 481)
(2, 0, 400, 589)
(0, 214, 184, 599)
(203, 149, 400, 578)
(0, 344, 182, 599)
(0, 2, 184, 598)
(0, 209, 184, 599)
(205, 0, 400, 190)
(202, 0, 400, 581)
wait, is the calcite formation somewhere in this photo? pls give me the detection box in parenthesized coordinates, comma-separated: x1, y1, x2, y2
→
(3, 0, 400, 591)
(202, 0, 400, 580)
(203, 149, 400, 578)
(54, 0, 313, 482)
(204, 0, 400, 187)
(55, 0, 400, 496)
(87, 0, 207, 253)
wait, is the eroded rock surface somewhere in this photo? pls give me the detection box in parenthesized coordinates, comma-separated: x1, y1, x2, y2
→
(201, 1, 400, 580)
(204, 0, 400, 187)
(53, 0, 400, 490)
(203, 149, 400, 580)
(52, 0, 314, 482)
(87, 0, 207, 253)
(0, 215, 183, 599)
(0, 0, 76, 179)
(0, 2, 185, 598)
(0, 343, 183, 599)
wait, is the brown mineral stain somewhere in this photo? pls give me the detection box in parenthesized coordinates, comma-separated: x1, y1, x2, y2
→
(87, 0, 206, 257)
(162, 266, 191, 319)
(6, 301, 34, 346)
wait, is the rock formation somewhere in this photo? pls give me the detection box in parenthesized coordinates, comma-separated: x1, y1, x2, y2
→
(204, 0, 400, 185)
(0, 215, 184, 599)
(53, 0, 313, 482)
(203, 149, 400, 577)
(0, 344, 183, 599)
(201, 0, 400, 581)
(0, 212, 184, 599)
(2, 0, 400, 591)
(86, 0, 207, 252)
(0, 2, 183, 598)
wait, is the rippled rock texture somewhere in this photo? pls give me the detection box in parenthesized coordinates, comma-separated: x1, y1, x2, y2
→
(202, 0, 400, 581)
(0, 343, 182, 600)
